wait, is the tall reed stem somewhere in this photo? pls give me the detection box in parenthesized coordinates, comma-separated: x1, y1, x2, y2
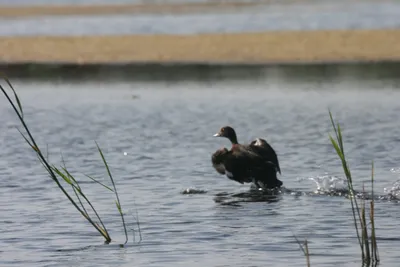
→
(1, 77, 134, 244)
(328, 110, 379, 264)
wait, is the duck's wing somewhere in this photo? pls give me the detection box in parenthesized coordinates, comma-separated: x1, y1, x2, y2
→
(211, 149, 228, 175)
(212, 147, 267, 185)
(213, 163, 227, 175)
(251, 160, 282, 189)
(226, 145, 282, 188)
(213, 149, 253, 184)
(248, 138, 281, 174)
(226, 148, 262, 184)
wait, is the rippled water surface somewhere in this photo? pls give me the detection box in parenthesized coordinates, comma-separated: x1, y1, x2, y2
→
(1, 72, 400, 267)
(1, 1, 400, 36)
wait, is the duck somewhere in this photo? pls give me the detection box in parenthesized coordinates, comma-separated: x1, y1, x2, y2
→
(212, 126, 282, 189)
(211, 147, 282, 189)
(213, 126, 281, 175)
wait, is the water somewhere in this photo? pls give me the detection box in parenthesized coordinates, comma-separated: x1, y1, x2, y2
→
(0, 0, 223, 4)
(1, 71, 400, 266)
(1, 1, 400, 36)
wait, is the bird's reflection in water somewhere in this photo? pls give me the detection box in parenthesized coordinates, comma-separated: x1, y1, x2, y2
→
(212, 184, 400, 207)
(214, 187, 290, 206)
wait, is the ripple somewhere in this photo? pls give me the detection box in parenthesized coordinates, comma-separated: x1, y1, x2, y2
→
(1, 2, 400, 36)
(2, 80, 400, 267)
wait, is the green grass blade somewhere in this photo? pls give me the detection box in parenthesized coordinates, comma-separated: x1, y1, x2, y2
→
(45, 143, 49, 162)
(329, 135, 345, 161)
(58, 163, 111, 239)
(1, 79, 113, 243)
(371, 161, 374, 197)
(116, 201, 121, 212)
(52, 166, 73, 185)
(329, 110, 364, 257)
(292, 233, 306, 255)
(95, 142, 129, 244)
(62, 167, 81, 189)
(72, 185, 90, 218)
(132, 200, 142, 243)
(329, 110, 340, 141)
(304, 240, 311, 267)
(95, 143, 113, 184)
(83, 174, 114, 192)
(337, 123, 343, 143)
(370, 161, 379, 263)
(292, 232, 310, 267)
(59, 154, 82, 190)
(16, 127, 34, 148)
(0, 76, 24, 118)
(73, 183, 110, 237)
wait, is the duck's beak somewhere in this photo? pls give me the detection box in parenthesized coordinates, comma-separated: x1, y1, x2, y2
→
(213, 132, 221, 137)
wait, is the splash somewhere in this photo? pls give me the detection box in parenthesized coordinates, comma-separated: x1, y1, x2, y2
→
(181, 188, 208, 194)
(299, 174, 347, 193)
(390, 167, 400, 174)
(383, 168, 400, 201)
(384, 180, 400, 200)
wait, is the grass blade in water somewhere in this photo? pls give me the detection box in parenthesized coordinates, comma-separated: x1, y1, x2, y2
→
(95, 142, 129, 245)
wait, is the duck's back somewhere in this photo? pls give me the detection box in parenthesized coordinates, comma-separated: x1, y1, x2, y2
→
(249, 138, 281, 174)
(230, 145, 281, 187)
(229, 145, 273, 181)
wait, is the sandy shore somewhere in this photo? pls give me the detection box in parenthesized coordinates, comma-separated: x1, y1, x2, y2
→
(1, 29, 400, 64)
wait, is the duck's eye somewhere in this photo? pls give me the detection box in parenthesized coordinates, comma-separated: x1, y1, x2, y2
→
(220, 128, 224, 132)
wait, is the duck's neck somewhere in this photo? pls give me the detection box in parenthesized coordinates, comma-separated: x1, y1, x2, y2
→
(229, 134, 238, 145)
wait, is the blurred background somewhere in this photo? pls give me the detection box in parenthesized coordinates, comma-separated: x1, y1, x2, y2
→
(0, 0, 399, 79)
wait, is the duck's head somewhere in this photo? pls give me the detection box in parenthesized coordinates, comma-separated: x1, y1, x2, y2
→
(213, 126, 238, 144)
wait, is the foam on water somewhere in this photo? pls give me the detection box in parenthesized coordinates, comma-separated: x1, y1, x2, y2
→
(383, 167, 400, 200)
(298, 174, 347, 192)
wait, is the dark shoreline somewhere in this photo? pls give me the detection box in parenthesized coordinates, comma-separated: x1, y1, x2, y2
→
(1, 61, 399, 82)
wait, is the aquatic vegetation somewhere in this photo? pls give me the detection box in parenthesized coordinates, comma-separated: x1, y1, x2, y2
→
(293, 234, 310, 267)
(329, 111, 379, 265)
(0, 77, 140, 245)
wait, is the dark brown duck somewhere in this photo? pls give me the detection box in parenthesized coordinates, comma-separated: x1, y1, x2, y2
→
(211, 126, 282, 189)
(211, 147, 281, 189)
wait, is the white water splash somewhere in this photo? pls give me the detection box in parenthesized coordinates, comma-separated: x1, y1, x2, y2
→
(390, 167, 400, 174)
(384, 181, 400, 199)
(384, 168, 400, 199)
(299, 175, 346, 192)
